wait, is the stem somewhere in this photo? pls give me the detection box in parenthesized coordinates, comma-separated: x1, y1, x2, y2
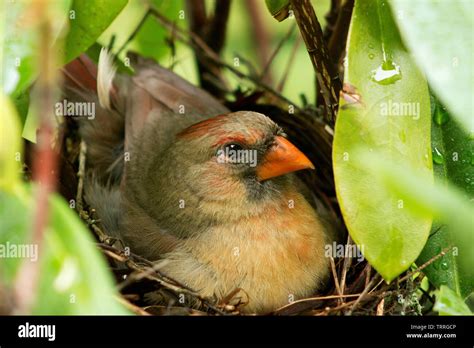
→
(244, 0, 273, 85)
(290, 0, 342, 124)
(14, 1, 58, 314)
(186, 0, 231, 97)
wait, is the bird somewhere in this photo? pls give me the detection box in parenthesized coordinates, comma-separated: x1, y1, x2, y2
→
(62, 49, 331, 314)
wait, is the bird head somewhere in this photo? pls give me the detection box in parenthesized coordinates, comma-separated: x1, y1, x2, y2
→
(168, 111, 314, 203)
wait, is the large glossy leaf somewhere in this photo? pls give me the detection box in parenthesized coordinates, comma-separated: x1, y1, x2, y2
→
(333, 0, 432, 281)
(389, 0, 473, 133)
(62, 0, 128, 63)
(357, 151, 474, 292)
(417, 96, 474, 298)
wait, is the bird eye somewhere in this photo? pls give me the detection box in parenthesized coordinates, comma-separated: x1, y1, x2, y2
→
(223, 143, 244, 152)
(216, 142, 248, 165)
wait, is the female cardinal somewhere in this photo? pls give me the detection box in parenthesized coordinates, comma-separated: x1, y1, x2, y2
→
(63, 50, 331, 313)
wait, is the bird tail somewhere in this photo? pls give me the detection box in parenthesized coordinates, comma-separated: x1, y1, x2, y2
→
(62, 49, 125, 185)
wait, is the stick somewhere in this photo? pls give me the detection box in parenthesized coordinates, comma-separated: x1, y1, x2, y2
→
(290, 0, 342, 123)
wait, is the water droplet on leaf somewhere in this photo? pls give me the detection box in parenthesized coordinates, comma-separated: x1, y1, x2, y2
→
(371, 60, 402, 85)
(432, 147, 444, 164)
(433, 108, 449, 125)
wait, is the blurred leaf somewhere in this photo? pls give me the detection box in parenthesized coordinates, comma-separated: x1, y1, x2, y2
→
(357, 151, 474, 293)
(434, 286, 472, 316)
(265, 0, 290, 21)
(0, 93, 128, 314)
(0, 95, 22, 191)
(0, 188, 129, 314)
(34, 193, 129, 314)
(417, 96, 474, 298)
(98, 0, 183, 64)
(63, 0, 128, 63)
(389, 0, 473, 133)
(0, 0, 71, 96)
(0, 0, 37, 96)
(333, 0, 432, 281)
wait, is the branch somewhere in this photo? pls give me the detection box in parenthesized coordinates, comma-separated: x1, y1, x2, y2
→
(186, 0, 231, 97)
(186, 0, 207, 36)
(323, 0, 342, 42)
(244, 0, 273, 84)
(149, 7, 322, 122)
(328, 0, 354, 65)
(14, 2, 59, 314)
(290, 0, 342, 124)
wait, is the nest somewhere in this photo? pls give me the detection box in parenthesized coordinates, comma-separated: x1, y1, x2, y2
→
(48, 81, 437, 316)
(46, 8, 440, 316)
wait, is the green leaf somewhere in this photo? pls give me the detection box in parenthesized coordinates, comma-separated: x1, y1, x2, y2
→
(0, 0, 71, 96)
(434, 286, 472, 316)
(265, 0, 290, 21)
(0, 188, 129, 314)
(98, 0, 184, 63)
(356, 151, 474, 292)
(34, 194, 129, 314)
(63, 0, 128, 63)
(389, 0, 473, 133)
(0, 89, 127, 314)
(333, 0, 432, 281)
(0, 0, 37, 96)
(0, 95, 22, 191)
(417, 96, 474, 298)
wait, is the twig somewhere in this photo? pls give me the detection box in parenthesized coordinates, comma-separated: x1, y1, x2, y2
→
(245, 0, 274, 84)
(186, 0, 207, 34)
(347, 274, 380, 315)
(14, 3, 58, 314)
(148, 8, 322, 122)
(368, 277, 385, 294)
(329, 256, 342, 302)
(339, 234, 353, 304)
(116, 9, 151, 57)
(97, 244, 227, 315)
(327, 0, 354, 64)
(115, 296, 150, 315)
(397, 246, 454, 284)
(186, 0, 231, 96)
(323, 0, 341, 41)
(261, 24, 296, 80)
(290, 0, 342, 123)
(75, 140, 87, 212)
(364, 263, 372, 288)
(276, 35, 301, 93)
(376, 297, 385, 315)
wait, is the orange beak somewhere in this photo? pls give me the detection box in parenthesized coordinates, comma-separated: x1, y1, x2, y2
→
(256, 136, 315, 181)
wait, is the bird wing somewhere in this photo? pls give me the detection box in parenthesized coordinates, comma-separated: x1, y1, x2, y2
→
(124, 53, 229, 154)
